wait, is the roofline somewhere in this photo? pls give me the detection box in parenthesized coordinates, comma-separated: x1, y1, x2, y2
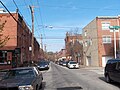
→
(0, 12, 16, 14)
(97, 16, 118, 19)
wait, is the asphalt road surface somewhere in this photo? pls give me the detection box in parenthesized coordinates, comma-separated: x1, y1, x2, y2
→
(41, 62, 120, 90)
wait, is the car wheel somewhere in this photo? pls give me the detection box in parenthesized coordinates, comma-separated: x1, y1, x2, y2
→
(106, 74, 111, 83)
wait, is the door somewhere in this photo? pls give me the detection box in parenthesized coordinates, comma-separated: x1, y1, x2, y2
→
(86, 56, 91, 66)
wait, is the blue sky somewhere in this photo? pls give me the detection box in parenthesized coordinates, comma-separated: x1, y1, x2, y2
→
(0, 0, 120, 52)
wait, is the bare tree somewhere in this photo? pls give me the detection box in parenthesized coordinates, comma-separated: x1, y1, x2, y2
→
(0, 21, 10, 48)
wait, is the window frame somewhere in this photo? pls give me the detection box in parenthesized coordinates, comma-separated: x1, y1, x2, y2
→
(101, 22, 110, 30)
(102, 35, 111, 44)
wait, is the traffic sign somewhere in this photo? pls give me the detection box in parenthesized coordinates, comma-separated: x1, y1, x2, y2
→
(109, 26, 120, 30)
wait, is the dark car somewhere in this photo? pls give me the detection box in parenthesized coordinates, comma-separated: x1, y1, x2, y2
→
(62, 61, 67, 66)
(104, 59, 120, 83)
(37, 61, 49, 70)
(0, 67, 43, 90)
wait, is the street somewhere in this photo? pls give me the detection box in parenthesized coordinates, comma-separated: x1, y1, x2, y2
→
(41, 62, 120, 90)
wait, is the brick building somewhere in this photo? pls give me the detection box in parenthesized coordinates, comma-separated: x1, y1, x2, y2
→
(0, 9, 40, 69)
(82, 16, 120, 67)
(65, 32, 83, 64)
(56, 49, 66, 61)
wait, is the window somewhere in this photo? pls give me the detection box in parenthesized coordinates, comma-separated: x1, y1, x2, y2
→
(102, 22, 110, 30)
(102, 35, 111, 43)
(85, 41, 87, 47)
(116, 62, 120, 70)
(84, 31, 87, 36)
(0, 51, 7, 64)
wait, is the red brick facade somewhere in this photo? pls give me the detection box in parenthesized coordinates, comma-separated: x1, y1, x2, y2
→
(97, 17, 120, 66)
(0, 11, 40, 69)
(83, 16, 120, 67)
(65, 32, 83, 64)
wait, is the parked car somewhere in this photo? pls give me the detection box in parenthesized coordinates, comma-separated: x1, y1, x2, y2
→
(0, 67, 43, 90)
(104, 59, 120, 83)
(68, 61, 79, 69)
(58, 60, 63, 65)
(37, 61, 49, 70)
(62, 61, 67, 66)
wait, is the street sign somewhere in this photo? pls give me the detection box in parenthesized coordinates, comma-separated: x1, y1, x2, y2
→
(109, 26, 120, 32)
(109, 26, 120, 30)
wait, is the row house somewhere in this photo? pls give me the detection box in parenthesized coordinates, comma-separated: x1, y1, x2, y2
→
(82, 16, 120, 67)
(56, 49, 66, 61)
(65, 32, 83, 64)
(0, 9, 40, 69)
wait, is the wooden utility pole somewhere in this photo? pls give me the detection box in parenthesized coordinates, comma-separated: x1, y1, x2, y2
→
(40, 34, 43, 49)
(44, 44, 47, 52)
(29, 6, 34, 60)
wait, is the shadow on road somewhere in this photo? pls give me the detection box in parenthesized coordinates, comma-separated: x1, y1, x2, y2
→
(99, 77, 120, 88)
(40, 82, 46, 90)
(57, 86, 83, 90)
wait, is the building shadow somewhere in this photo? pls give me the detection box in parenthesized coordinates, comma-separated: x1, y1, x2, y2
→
(57, 86, 83, 90)
(99, 77, 120, 88)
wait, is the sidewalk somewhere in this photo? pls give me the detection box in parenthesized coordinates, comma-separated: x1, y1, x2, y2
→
(80, 65, 104, 75)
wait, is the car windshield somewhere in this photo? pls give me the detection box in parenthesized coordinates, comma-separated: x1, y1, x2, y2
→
(63, 62, 66, 64)
(38, 62, 48, 65)
(70, 62, 77, 64)
(4, 69, 35, 79)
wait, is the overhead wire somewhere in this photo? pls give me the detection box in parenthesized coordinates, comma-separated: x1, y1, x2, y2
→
(3, 4, 120, 11)
(29, 0, 43, 46)
(36, 0, 46, 39)
(12, 0, 32, 30)
(40, 4, 120, 11)
(23, 0, 32, 29)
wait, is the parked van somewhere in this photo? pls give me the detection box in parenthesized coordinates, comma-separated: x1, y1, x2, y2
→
(104, 59, 120, 83)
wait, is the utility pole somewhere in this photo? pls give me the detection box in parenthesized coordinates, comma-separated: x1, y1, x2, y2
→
(40, 34, 43, 50)
(29, 6, 34, 61)
(44, 44, 47, 52)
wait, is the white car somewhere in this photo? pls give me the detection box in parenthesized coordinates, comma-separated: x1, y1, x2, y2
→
(68, 61, 79, 69)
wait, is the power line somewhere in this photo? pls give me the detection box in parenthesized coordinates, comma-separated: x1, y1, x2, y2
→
(36, 0, 46, 39)
(0, 1, 31, 32)
(12, 0, 31, 30)
(0, 1, 34, 43)
(29, 0, 46, 45)
(0, 1, 19, 23)
(4, 4, 120, 11)
(23, 0, 32, 28)
(40, 4, 120, 11)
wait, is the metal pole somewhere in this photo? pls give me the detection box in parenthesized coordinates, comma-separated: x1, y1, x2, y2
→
(114, 29, 117, 58)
